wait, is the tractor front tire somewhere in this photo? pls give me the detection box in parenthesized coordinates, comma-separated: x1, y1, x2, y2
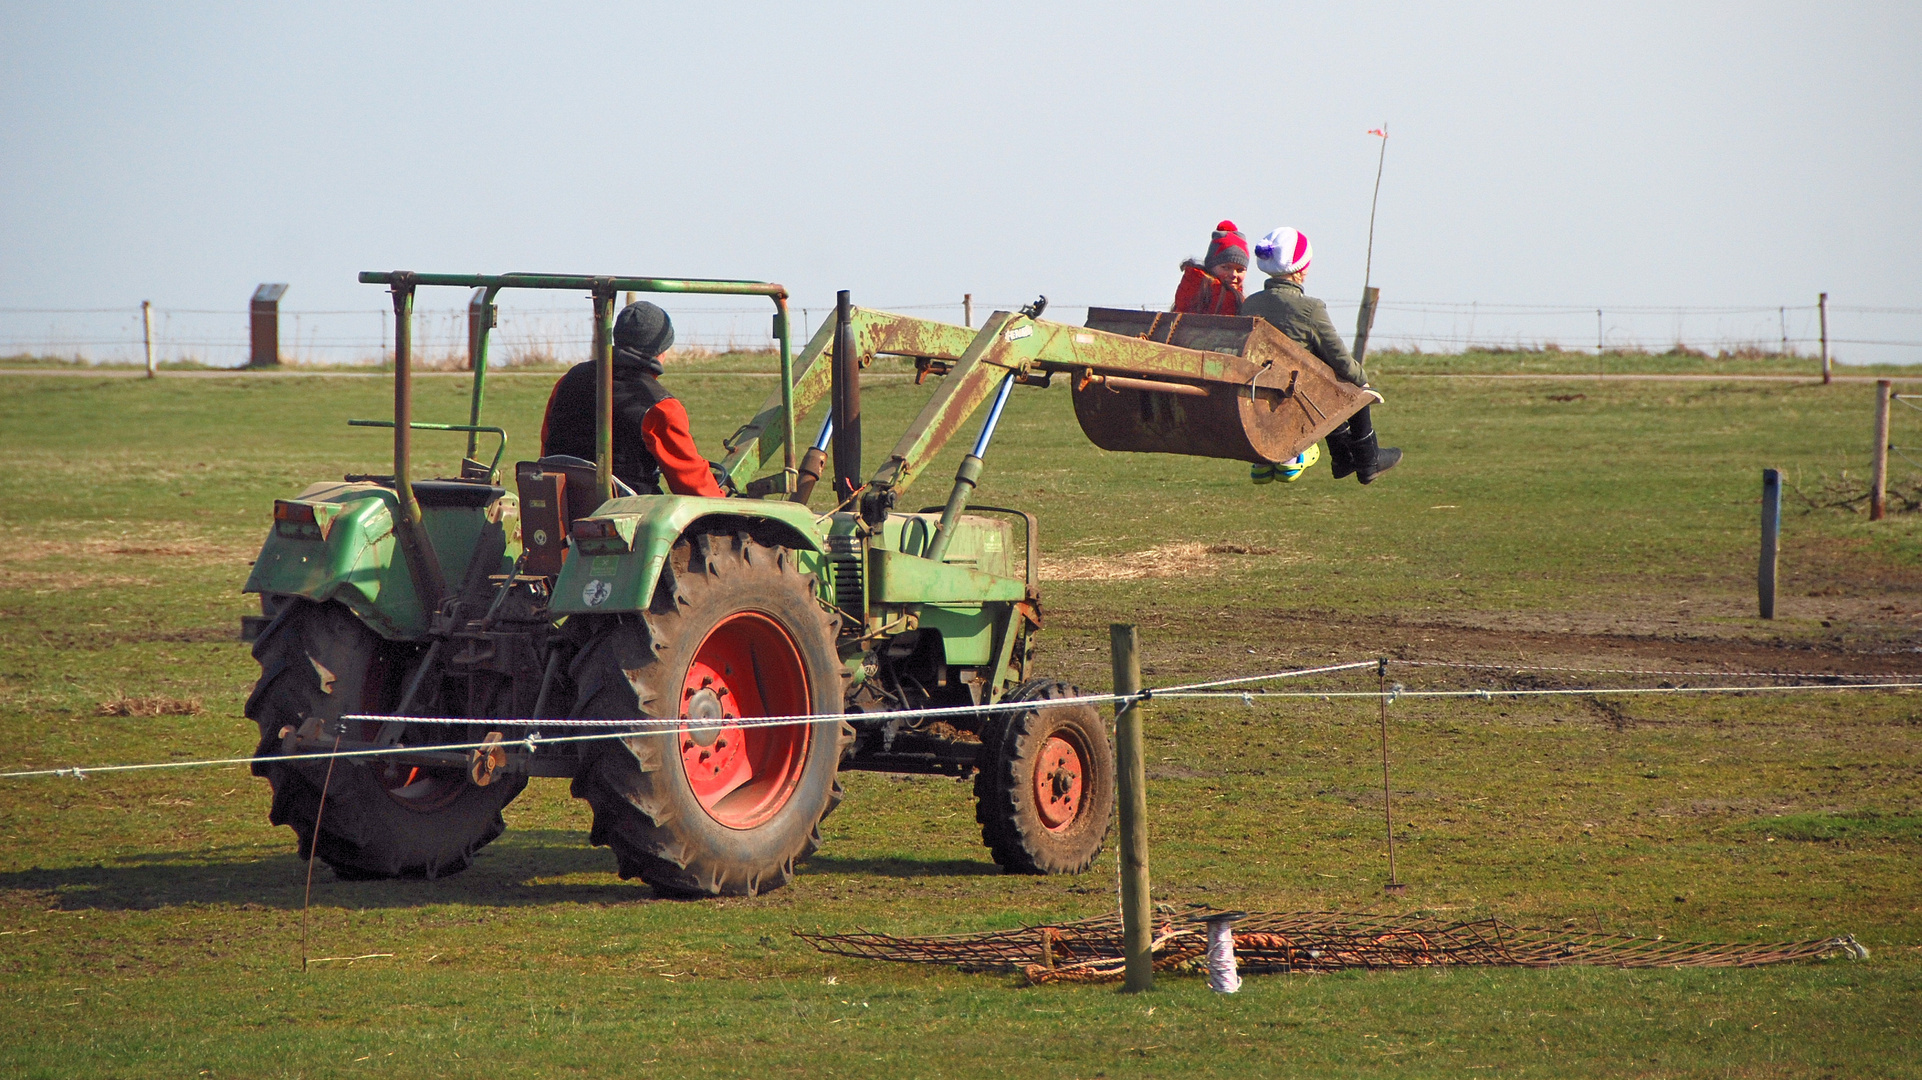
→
(568, 531, 849, 897)
(975, 679, 1114, 874)
(245, 600, 526, 880)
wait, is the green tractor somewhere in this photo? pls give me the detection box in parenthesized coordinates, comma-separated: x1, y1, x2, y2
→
(241, 271, 1371, 896)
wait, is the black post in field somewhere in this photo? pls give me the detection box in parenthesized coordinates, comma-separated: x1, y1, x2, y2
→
(1759, 468, 1781, 619)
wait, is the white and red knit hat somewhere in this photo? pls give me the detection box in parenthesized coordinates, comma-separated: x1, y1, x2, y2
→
(1255, 227, 1312, 276)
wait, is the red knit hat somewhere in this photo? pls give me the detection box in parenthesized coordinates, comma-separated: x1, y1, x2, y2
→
(1203, 220, 1250, 271)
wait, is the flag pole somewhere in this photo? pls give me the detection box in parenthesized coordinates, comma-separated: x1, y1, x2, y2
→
(1355, 125, 1389, 363)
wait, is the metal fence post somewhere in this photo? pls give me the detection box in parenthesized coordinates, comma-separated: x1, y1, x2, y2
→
(1872, 381, 1892, 521)
(1111, 623, 1152, 993)
(1759, 468, 1781, 618)
(141, 301, 155, 378)
(963, 293, 973, 329)
(1819, 293, 1831, 384)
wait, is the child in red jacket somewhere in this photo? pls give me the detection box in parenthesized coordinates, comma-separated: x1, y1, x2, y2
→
(1171, 220, 1249, 316)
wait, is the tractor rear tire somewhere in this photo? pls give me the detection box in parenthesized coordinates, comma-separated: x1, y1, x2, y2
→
(568, 531, 849, 897)
(975, 679, 1114, 874)
(245, 600, 526, 880)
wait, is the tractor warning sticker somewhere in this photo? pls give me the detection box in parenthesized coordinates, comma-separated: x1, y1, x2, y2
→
(1004, 326, 1033, 342)
(581, 579, 612, 607)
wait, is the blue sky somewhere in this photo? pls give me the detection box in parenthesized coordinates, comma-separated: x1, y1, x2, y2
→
(3, 2, 1917, 359)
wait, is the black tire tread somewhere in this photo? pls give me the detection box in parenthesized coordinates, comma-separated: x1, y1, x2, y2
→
(568, 532, 849, 897)
(244, 600, 525, 880)
(977, 678, 1114, 875)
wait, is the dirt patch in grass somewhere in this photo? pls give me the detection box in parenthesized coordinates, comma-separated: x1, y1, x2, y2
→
(0, 530, 255, 567)
(0, 525, 256, 593)
(0, 569, 160, 592)
(1039, 542, 1298, 582)
(1048, 603, 1922, 689)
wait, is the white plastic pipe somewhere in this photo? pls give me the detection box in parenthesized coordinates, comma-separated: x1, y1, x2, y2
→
(1206, 918, 1241, 993)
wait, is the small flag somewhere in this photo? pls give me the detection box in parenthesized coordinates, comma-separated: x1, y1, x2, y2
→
(1367, 127, 1387, 137)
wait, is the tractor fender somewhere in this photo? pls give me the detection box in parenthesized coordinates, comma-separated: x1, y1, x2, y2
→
(242, 484, 424, 638)
(549, 496, 827, 617)
(242, 481, 517, 640)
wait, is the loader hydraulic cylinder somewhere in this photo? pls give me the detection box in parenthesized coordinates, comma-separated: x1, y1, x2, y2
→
(791, 414, 833, 504)
(925, 373, 1014, 564)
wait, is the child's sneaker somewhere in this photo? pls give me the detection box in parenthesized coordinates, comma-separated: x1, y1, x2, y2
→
(1249, 462, 1277, 485)
(1276, 443, 1321, 483)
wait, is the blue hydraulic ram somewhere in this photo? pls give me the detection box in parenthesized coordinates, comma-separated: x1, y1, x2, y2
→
(924, 373, 1017, 562)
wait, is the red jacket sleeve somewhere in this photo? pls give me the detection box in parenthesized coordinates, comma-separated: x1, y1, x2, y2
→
(640, 398, 724, 497)
(1172, 264, 1210, 313)
(1172, 264, 1242, 316)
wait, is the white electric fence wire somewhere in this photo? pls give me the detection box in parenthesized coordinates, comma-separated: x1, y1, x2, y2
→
(0, 659, 1359, 780)
(1139, 659, 1380, 693)
(1164, 681, 1922, 702)
(1391, 659, 1920, 680)
(6, 661, 1919, 781)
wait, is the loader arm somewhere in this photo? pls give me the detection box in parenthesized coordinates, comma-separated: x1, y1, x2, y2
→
(859, 308, 1377, 508)
(718, 309, 982, 491)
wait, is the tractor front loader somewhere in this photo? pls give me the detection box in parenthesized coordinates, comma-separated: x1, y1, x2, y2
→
(240, 272, 1373, 896)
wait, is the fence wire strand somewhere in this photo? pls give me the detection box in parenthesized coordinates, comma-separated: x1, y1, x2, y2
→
(5, 658, 1918, 781)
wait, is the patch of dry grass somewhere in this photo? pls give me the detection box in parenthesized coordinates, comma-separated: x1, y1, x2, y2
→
(1038, 541, 1295, 581)
(95, 694, 203, 717)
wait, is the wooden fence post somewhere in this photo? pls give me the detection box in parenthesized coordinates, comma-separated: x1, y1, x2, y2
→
(1819, 293, 1831, 384)
(142, 301, 155, 379)
(963, 294, 973, 329)
(1354, 286, 1381, 365)
(1872, 381, 1892, 521)
(1111, 623, 1152, 993)
(1759, 468, 1781, 618)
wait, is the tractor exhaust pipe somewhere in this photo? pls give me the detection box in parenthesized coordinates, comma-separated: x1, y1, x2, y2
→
(387, 274, 447, 616)
(831, 290, 861, 504)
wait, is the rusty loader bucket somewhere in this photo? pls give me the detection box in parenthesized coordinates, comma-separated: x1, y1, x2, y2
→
(1070, 308, 1374, 464)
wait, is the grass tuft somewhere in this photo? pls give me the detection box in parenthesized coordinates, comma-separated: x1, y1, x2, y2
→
(94, 694, 203, 717)
(1742, 811, 1922, 842)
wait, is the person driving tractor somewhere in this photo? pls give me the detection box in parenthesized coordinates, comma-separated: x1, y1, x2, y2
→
(1172, 220, 1249, 316)
(539, 300, 724, 497)
(1243, 227, 1402, 485)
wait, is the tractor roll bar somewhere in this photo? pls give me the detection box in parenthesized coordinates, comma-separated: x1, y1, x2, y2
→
(359, 269, 795, 512)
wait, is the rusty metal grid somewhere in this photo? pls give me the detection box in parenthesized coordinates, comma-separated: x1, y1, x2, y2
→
(796, 907, 1865, 985)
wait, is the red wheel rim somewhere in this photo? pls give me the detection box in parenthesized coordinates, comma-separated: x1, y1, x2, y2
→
(679, 611, 812, 830)
(1032, 734, 1086, 832)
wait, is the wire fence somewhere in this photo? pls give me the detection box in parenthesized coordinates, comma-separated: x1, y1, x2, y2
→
(5, 656, 1916, 782)
(4, 296, 1918, 369)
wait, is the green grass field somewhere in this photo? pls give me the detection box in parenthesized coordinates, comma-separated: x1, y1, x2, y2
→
(1, 357, 1919, 1078)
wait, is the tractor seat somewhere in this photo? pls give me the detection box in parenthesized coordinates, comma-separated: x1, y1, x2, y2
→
(513, 457, 638, 576)
(410, 480, 506, 508)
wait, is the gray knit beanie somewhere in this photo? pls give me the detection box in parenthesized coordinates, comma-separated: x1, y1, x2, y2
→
(613, 301, 676, 359)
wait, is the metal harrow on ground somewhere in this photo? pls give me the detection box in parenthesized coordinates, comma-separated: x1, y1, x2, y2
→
(797, 906, 1868, 985)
